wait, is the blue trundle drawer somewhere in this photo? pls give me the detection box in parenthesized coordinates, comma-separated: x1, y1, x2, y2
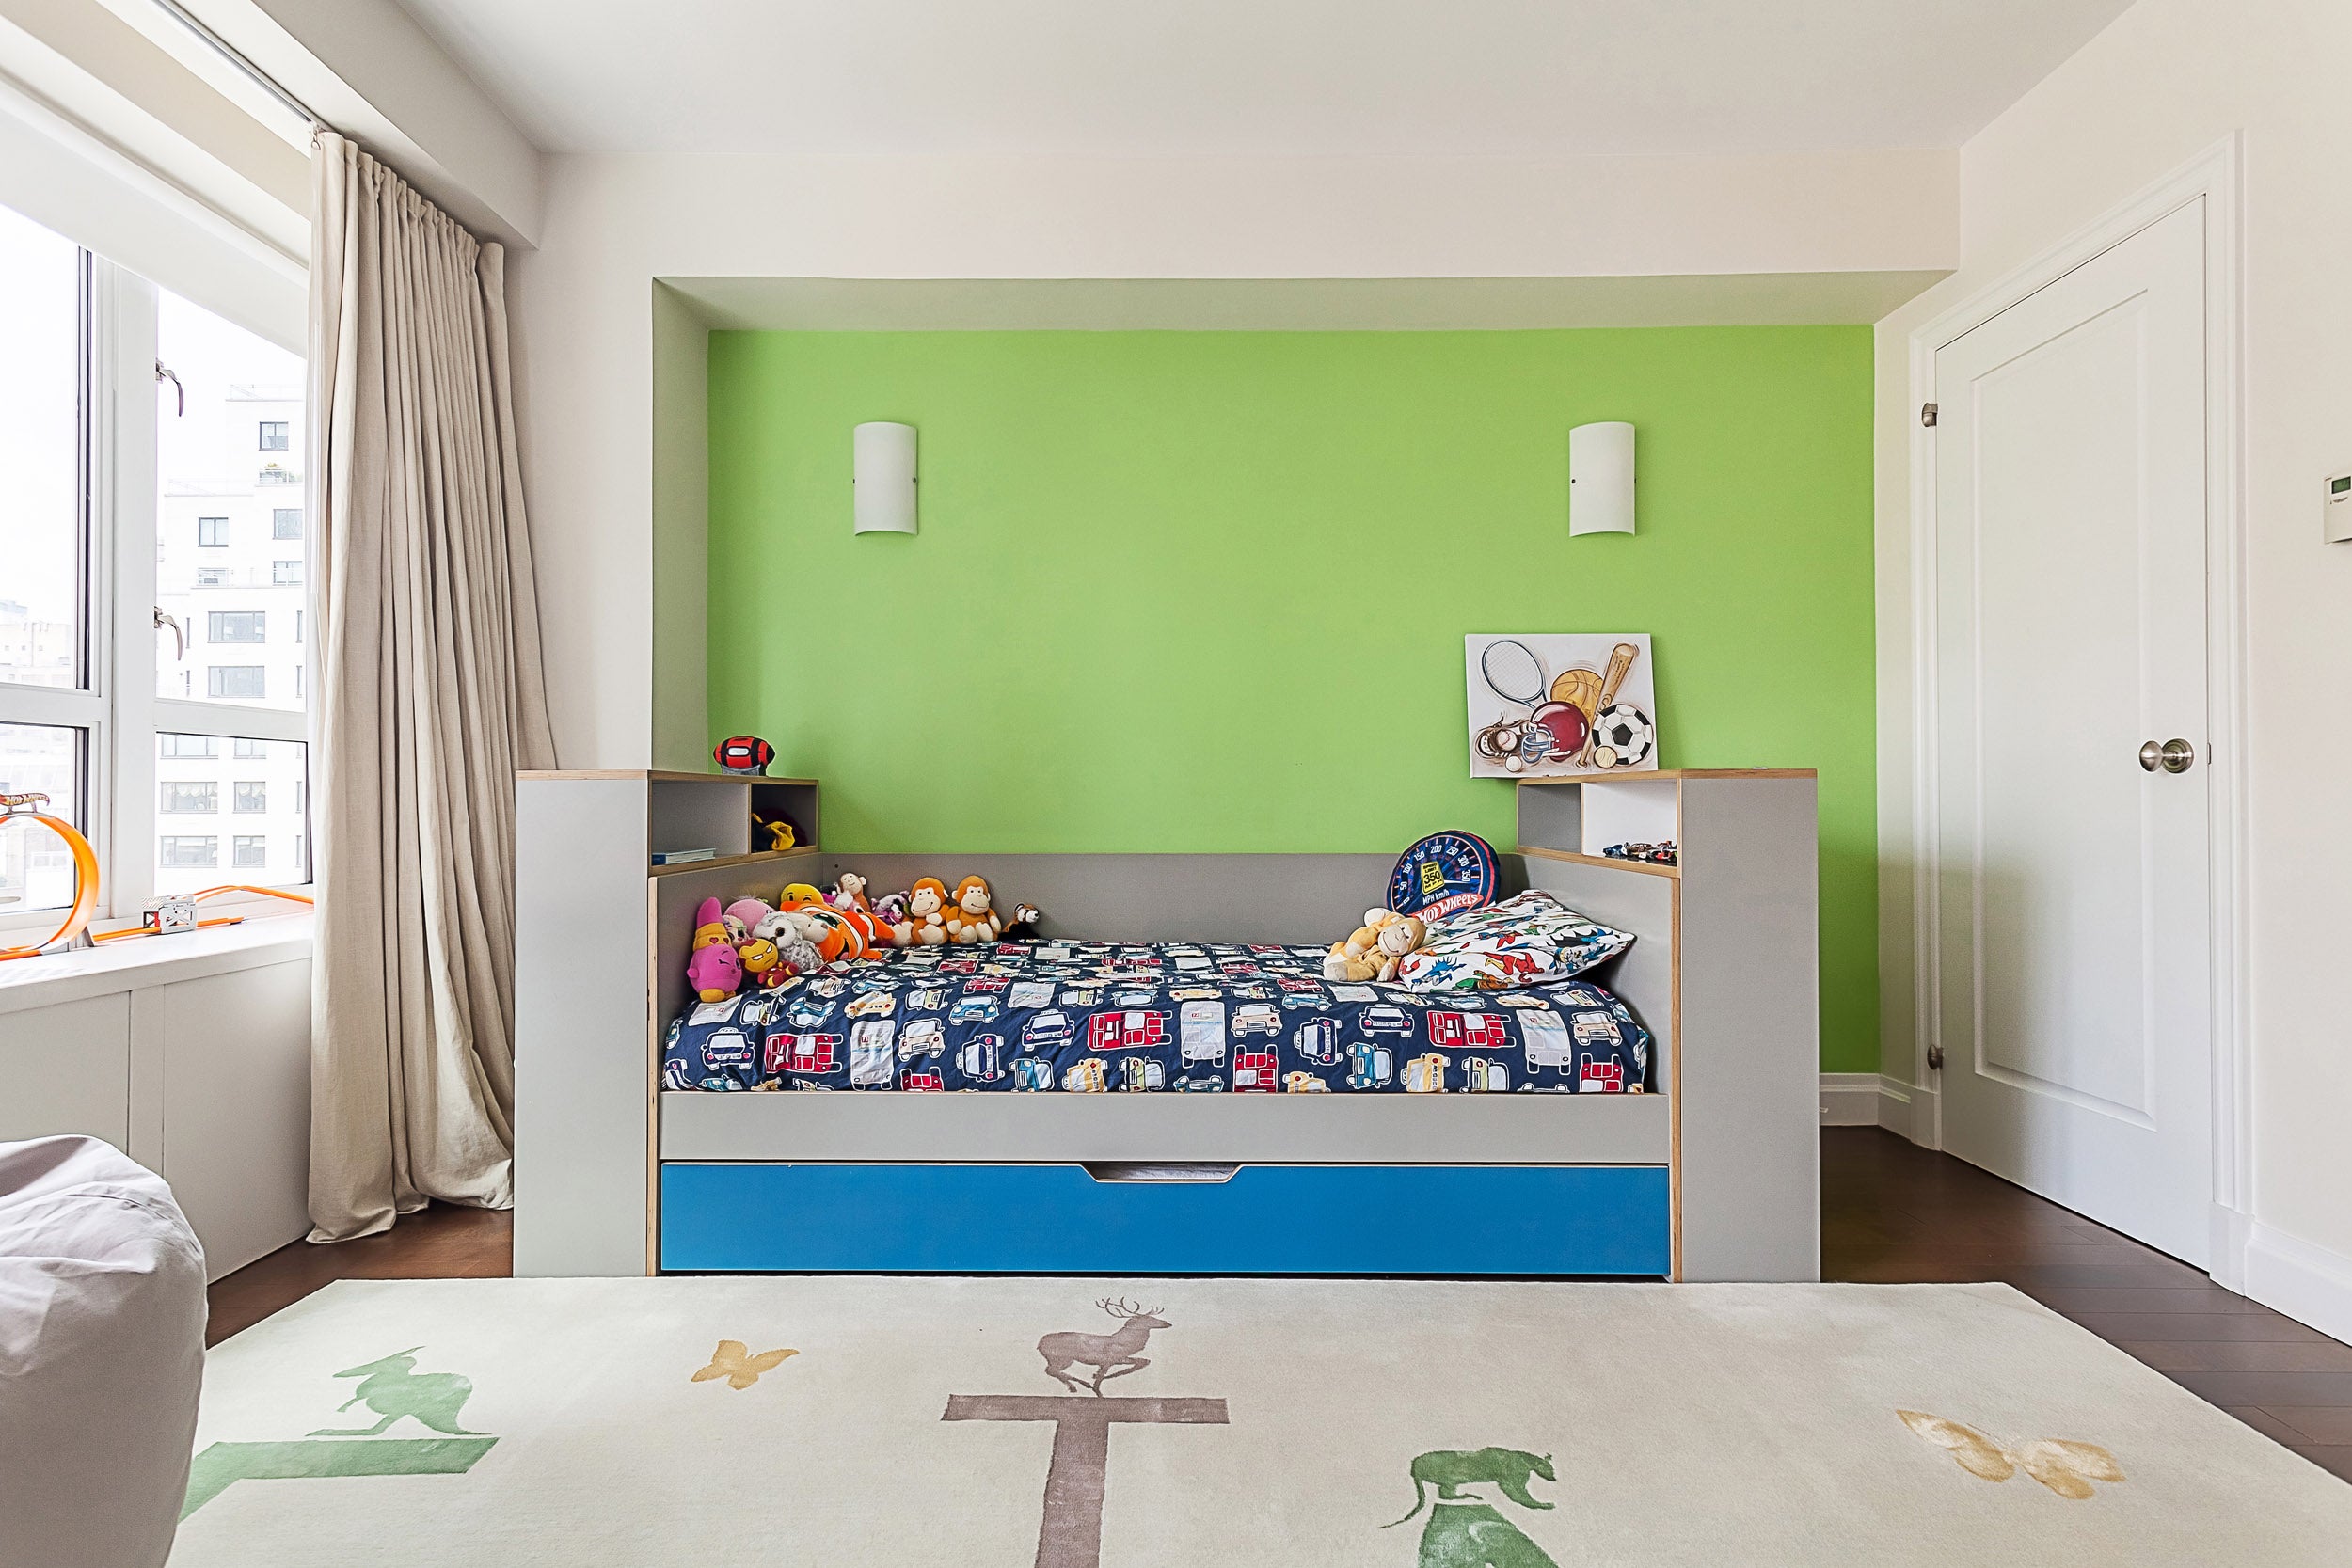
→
(660, 1163, 1670, 1276)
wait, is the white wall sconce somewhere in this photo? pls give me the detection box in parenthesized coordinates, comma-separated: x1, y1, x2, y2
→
(1569, 420, 1636, 536)
(853, 421, 917, 535)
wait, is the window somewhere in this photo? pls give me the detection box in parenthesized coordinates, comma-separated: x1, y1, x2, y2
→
(1, 203, 312, 925)
(161, 781, 217, 813)
(208, 611, 264, 643)
(233, 835, 266, 868)
(160, 836, 217, 868)
(0, 725, 83, 911)
(258, 420, 288, 450)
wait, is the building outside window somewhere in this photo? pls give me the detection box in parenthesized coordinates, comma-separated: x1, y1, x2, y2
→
(233, 835, 266, 868)
(161, 781, 216, 813)
(160, 836, 218, 868)
(1, 198, 312, 921)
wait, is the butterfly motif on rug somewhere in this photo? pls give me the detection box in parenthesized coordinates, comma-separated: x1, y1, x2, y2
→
(693, 1340, 799, 1390)
(1898, 1410, 2125, 1498)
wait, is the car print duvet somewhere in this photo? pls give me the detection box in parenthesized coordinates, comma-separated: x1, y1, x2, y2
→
(662, 939, 1651, 1095)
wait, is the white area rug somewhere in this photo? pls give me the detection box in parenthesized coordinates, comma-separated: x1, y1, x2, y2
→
(170, 1277, 2351, 1566)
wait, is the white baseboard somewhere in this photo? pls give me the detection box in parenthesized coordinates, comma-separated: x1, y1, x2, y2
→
(1870, 1075, 1938, 1146)
(1818, 1073, 1881, 1126)
(2241, 1221, 2352, 1346)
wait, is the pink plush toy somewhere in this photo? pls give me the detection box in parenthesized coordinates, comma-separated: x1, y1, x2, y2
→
(688, 897, 744, 1002)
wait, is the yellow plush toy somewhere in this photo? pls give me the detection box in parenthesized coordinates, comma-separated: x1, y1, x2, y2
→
(1324, 907, 1431, 984)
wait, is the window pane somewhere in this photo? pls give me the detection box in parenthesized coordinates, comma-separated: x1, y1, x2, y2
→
(156, 291, 304, 710)
(155, 736, 308, 893)
(160, 780, 217, 813)
(0, 723, 83, 912)
(0, 205, 83, 692)
(159, 836, 217, 868)
(207, 610, 264, 643)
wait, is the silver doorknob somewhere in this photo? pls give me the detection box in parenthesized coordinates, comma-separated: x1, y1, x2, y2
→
(2138, 739, 2196, 774)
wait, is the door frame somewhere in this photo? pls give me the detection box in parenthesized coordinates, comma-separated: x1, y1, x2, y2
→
(1903, 135, 2249, 1282)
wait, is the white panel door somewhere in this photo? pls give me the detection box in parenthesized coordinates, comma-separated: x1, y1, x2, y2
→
(1932, 199, 2212, 1265)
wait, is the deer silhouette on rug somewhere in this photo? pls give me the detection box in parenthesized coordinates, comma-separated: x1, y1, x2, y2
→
(1038, 1297, 1168, 1395)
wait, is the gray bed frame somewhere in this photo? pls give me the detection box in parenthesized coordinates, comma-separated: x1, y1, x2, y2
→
(511, 768, 1820, 1283)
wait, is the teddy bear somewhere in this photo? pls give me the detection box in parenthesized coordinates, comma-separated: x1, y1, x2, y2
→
(1323, 907, 1427, 983)
(906, 878, 951, 945)
(750, 910, 823, 979)
(1372, 912, 1428, 982)
(944, 876, 1001, 944)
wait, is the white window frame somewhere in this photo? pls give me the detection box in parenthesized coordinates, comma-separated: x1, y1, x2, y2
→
(0, 251, 310, 934)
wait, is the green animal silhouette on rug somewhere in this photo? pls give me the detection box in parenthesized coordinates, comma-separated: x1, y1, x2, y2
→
(1384, 1448, 1560, 1568)
(183, 1349, 497, 1519)
(311, 1348, 485, 1436)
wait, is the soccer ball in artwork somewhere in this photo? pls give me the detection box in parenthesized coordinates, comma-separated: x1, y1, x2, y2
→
(1588, 705, 1656, 770)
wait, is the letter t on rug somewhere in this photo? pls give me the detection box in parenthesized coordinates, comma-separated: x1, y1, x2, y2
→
(942, 1395, 1229, 1568)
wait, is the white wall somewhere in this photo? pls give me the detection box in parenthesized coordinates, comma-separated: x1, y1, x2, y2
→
(1873, 0, 2352, 1324)
(512, 148, 1960, 770)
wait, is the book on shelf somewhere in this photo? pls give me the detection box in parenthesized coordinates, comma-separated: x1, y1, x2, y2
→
(651, 847, 718, 865)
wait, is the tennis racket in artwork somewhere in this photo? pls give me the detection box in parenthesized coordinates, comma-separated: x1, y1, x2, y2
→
(1475, 640, 1591, 768)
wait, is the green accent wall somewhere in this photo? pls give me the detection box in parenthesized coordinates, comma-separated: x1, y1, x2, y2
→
(707, 328, 1878, 1070)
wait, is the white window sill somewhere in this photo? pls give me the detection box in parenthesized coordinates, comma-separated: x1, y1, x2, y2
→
(0, 911, 314, 1016)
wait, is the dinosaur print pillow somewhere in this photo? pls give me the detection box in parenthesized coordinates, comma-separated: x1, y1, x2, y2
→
(1393, 890, 1633, 993)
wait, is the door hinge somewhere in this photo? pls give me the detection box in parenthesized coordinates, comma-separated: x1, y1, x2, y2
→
(1926, 1043, 1945, 1073)
(1920, 402, 1939, 428)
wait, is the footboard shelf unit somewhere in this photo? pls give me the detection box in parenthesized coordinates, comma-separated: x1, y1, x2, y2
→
(513, 768, 1818, 1283)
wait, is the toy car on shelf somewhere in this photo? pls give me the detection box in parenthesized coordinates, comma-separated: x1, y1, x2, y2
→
(1600, 840, 1679, 865)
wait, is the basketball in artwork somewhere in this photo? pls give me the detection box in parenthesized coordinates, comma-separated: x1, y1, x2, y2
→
(1464, 634, 1658, 779)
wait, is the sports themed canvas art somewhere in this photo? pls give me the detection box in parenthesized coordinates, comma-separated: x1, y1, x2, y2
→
(1463, 634, 1659, 779)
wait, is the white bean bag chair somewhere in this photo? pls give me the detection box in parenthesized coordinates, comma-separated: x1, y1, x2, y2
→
(0, 1136, 206, 1568)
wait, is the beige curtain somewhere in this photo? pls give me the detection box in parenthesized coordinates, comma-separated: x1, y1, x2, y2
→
(305, 132, 556, 1242)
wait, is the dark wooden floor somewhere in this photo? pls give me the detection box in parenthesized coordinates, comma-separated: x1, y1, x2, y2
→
(205, 1128, 2352, 1481)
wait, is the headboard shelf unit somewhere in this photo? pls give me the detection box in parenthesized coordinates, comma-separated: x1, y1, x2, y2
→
(513, 768, 821, 1278)
(1517, 766, 1820, 1284)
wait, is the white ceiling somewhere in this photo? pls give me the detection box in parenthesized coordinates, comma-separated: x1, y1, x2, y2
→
(392, 0, 2132, 159)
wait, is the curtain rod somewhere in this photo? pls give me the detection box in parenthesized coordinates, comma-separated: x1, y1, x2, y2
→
(147, 0, 328, 133)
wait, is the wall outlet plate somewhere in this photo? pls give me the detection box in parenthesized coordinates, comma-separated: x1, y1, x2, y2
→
(2328, 473, 2352, 544)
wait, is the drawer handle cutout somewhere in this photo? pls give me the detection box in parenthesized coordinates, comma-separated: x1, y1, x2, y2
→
(1081, 1162, 1240, 1184)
